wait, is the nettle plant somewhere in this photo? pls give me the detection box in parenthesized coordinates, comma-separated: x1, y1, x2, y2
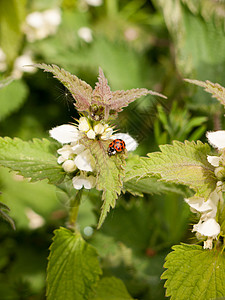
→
(0, 66, 225, 299)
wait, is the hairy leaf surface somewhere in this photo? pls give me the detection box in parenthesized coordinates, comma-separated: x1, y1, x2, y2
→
(0, 137, 65, 184)
(47, 227, 102, 300)
(161, 244, 225, 300)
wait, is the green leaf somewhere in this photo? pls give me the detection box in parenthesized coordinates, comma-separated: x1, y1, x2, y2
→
(161, 244, 225, 300)
(0, 0, 26, 64)
(0, 79, 28, 121)
(91, 277, 133, 300)
(185, 78, 225, 108)
(0, 200, 15, 230)
(81, 138, 126, 228)
(47, 227, 102, 300)
(128, 141, 216, 198)
(124, 177, 187, 197)
(0, 137, 65, 184)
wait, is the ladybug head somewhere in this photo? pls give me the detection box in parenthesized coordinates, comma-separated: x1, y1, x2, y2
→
(108, 147, 117, 156)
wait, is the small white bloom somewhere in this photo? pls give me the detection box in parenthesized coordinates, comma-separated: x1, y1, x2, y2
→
(72, 175, 96, 190)
(112, 133, 138, 151)
(75, 149, 95, 172)
(62, 160, 77, 173)
(207, 130, 225, 150)
(26, 12, 44, 28)
(24, 8, 61, 42)
(71, 143, 86, 154)
(185, 197, 217, 218)
(87, 129, 96, 139)
(101, 127, 113, 140)
(57, 145, 74, 163)
(78, 27, 93, 43)
(0, 48, 7, 72)
(84, 0, 102, 7)
(50, 124, 81, 144)
(94, 123, 104, 135)
(43, 8, 61, 27)
(207, 155, 220, 167)
(12, 53, 36, 79)
(79, 117, 90, 132)
(193, 218, 220, 238)
(25, 208, 45, 229)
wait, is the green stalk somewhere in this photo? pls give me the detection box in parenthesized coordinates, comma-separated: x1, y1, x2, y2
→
(68, 189, 82, 231)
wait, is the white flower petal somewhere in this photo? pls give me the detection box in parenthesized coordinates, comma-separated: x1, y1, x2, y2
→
(94, 123, 104, 135)
(57, 156, 65, 164)
(72, 175, 95, 190)
(193, 218, 220, 238)
(62, 160, 77, 173)
(57, 145, 74, 159)
(50, 124, 80, 144)
(112, 133, 138, 151)
(87, 129, 96, 139)
(75, 149, 95, 172)
(101, 127, 113, 140)
(206, 130, 225, 150)
(203, 238, 213, 249)
(77, 27, 93, 43)
(185, 197, 215, 213)
(207, 155, 220, 167)
(72, 176, 84, 190)
(79, 117, 90, 132)
(71, 143, 86, 154)
(83, 176, 96, 189)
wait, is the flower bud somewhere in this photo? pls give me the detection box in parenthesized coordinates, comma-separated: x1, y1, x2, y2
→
(79, 117, 90, 132)
(62, 160, 77, 173)
(214, 166, 225, 181)
(94, 123, 104, 135)
(87, 129, 96, 139)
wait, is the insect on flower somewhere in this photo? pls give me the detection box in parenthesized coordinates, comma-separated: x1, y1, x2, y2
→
(108, 139, 126, 156)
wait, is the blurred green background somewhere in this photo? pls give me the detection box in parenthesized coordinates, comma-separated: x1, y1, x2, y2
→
(0, 0, 225, 299)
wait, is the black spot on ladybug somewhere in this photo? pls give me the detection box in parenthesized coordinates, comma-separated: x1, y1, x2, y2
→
(108, 139, 126, 156)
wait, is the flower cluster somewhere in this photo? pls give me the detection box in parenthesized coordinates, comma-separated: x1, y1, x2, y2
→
(185, 130, 225, 249)
(23, 8, 61, 42)
(50, 117, 137, 190)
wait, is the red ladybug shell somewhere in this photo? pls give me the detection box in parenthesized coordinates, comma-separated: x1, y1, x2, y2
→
(108, 139, 125, 156)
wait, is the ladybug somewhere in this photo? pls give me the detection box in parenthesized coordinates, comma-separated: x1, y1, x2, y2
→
(108, 139, 126, 156)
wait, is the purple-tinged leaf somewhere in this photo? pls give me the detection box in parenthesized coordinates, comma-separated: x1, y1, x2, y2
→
(92, 67, 112, 105)
(35, 64, 92, 111)
(185, 78, 225, 107)
(110, 88, 167, 111)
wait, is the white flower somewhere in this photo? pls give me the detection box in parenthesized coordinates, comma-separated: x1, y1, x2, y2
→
(24, 8, 61, 42)
(74, 149, 95, 172)
(62, 160, 77, 173)
(25, 208, 45, 229)
(101, 126, 113, 140)
(50, 124, 81, 144)
(193, 218, 220, 238)
(72, 175, 96, 190)
(12, 53, 36, 79)
(94, 123, 104, 135)
(207, 130, 225, 150)
(84, 0, 102, 7)
(112, 133, 138, 152)
(78, 27, 93, 43)
(79, 117, 90, 132)
(0, 48, 7, 72)
(87, 129, 96, 139)
(207, 155, 220, 167)
(57, 145, 74, 163)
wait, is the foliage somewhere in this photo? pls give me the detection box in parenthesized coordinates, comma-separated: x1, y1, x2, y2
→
(0, 0, 225, 299)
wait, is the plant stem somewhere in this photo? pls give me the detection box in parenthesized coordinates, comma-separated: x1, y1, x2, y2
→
(68, 189, 82, 231)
